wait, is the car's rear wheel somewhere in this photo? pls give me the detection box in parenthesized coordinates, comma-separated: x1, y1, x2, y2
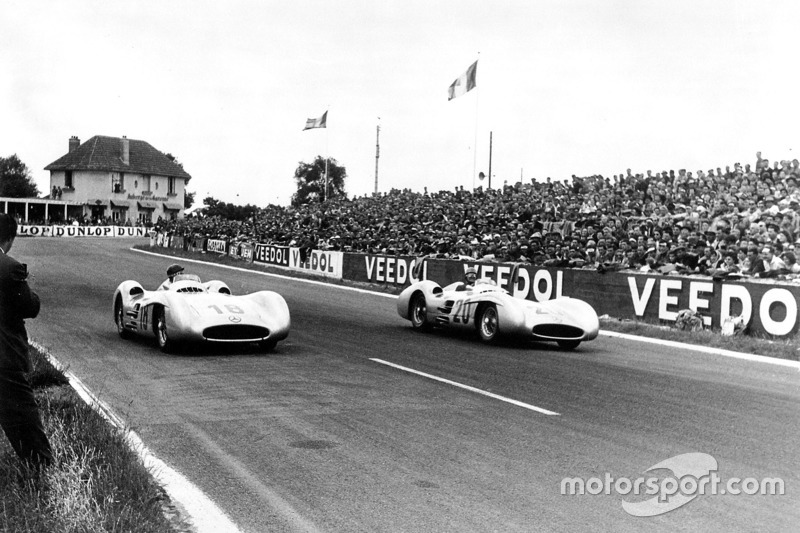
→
(477, 304, 499, 343)
(154, 307, 174, 353)
(115, 297, 130, 339)
(410, 293, 431, 331)
(557, 339, 581, 350)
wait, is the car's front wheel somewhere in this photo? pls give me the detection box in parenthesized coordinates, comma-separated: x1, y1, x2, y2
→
(410, 293, 431, 331)
(259, 339, 277, 352)
(115, 297, 130, 339)
(477, 304, 499, 343)
(154, 307, 174, 353)
(557, 339, 581, 350)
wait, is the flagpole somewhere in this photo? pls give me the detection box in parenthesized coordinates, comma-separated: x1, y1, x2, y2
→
(324, 109, 329, 202)
(472, 52, 480, 190)
(374, 117, 381, 195)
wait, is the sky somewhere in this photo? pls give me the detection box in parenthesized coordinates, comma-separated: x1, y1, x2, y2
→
(2, 0, 799, 207)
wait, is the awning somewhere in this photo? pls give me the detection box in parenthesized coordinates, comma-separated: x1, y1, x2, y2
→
(86, 199, 108, 206)
(137, 201, 158, 209)
(163, 202, 184, 211)
(110, 200, 130, 208)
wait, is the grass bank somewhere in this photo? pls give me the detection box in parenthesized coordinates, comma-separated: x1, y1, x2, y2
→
(136, 245, 800, 362)
(0, 344, 187, 533)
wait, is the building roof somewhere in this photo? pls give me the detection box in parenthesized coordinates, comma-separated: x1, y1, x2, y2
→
(45, 135, 191, 181)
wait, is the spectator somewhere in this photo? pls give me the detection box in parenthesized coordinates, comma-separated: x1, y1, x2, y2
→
(742, 247, 767, 276)
(0, 214, 53, 468)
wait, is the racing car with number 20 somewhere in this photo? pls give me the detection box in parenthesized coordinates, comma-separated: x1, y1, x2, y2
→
(397, 266, 598, 349)
(113, 273, 290, 352)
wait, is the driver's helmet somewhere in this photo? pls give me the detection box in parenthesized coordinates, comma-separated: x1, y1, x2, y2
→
(167, 264, 185, 279)
(464, 266, 477, 285)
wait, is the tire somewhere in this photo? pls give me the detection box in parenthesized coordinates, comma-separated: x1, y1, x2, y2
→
(409, 293, 431, 331)
(557, 339, 581, 350)
(114, 297, 131, 339)
(477, 304, 499, 343)
(154, 307, 174, 353)
(259, 339, 277, 352)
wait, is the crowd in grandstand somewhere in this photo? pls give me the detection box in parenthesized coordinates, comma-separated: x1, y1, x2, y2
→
(153, 152, 800, 280)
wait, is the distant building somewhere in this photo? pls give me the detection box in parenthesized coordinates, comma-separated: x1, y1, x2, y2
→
(44, 135, 191, 224)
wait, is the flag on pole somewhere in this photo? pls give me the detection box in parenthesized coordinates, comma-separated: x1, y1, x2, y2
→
(303, 111, 328, 130)
(448, 60, 478, 101)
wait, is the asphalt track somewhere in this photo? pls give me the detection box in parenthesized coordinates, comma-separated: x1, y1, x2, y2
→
(17, 238, 799, 533)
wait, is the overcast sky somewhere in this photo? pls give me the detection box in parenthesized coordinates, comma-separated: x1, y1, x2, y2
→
(2, 0, 798, 207)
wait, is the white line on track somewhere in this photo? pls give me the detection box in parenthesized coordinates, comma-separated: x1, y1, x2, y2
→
(31, 342, 242, 533)
(133, 247, 800, 369)
(600, 330, 800, 369)
(370, 358, 560, 415)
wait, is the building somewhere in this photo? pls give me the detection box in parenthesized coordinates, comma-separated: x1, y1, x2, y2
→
(44, 135, 192, 224)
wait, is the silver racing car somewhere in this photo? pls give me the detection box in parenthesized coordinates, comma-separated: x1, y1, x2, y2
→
(397, 267, 599, 349)
(113, 273, 290, 352)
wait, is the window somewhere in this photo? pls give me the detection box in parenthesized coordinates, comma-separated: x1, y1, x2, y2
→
(168, 177, 176, 195)
(138, 211, 152, 224)
(112, 173, 123, 193)
(142, 175, 151, 192)
(65, 170, 73, 188)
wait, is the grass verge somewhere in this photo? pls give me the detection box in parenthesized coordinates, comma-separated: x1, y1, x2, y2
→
(0, 344, 187, 533)
(137, 244, 800, 362)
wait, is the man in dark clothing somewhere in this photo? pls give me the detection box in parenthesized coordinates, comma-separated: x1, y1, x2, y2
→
(742, 246, 766, 277)
(0, 213, 53, 467)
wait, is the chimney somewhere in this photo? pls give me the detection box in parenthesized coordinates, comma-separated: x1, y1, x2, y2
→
(121, 136, 130, 165)
(69, 136, 80, 152)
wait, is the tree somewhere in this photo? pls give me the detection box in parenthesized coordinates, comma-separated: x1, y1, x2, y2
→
(202, 196, 259, 221)
(184, 190, 196, 209)
(0, 154, 40, 198)
(165, 153, 183, 168)
(291, 155, 346, 206)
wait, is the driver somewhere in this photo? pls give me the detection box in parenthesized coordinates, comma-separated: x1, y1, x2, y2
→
(158, 264, 184, 291)
(463, 266, 477, 288)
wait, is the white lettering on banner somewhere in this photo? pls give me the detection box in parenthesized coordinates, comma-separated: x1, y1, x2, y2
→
(689, 282, 714, 326)
(471, 265, 561, 301)
(207, 240, 227, 254)
(365, 256, 424, 284)
(720, 284, 753, 327)
(531, 269, 564, 301)
(629, 277, 656, 316)
(476, 264, 513, 286)
(460, 265, 560, 300)
(289, 249, 342, 278)
(628, 277, 800, 334)
(270, 247, 286, 264)
(759, 288, 797, 336)
(513, 269, 531, 298)
(496, 266, 512, 289)
(658, 279, 682, 321)
(396, 258, 407, 284)
(253, 244, 289, 265)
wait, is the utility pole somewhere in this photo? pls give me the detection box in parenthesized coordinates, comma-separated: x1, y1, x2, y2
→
(374, 118, 380, 194)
